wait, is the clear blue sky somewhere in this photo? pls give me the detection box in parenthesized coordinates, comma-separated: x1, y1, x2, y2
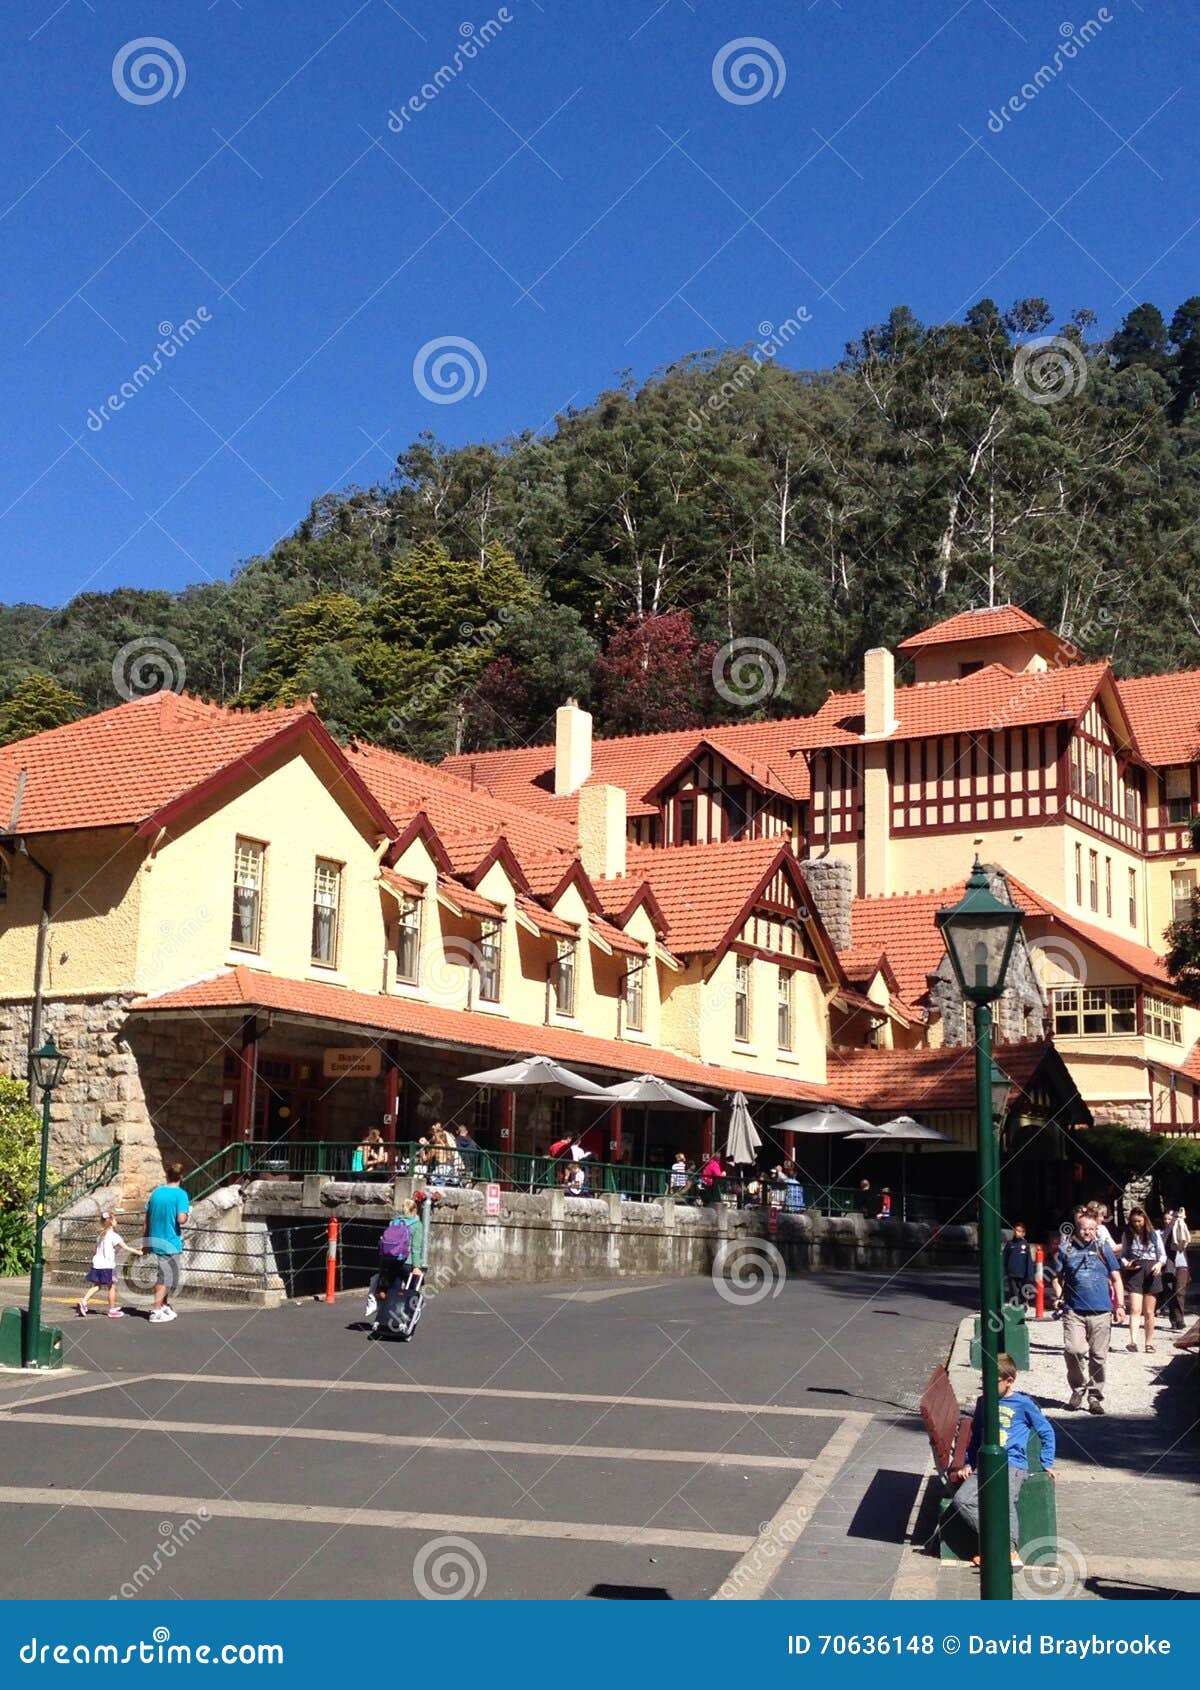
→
(3, 0, 1196, 607)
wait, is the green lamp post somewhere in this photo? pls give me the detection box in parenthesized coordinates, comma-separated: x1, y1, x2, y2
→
(937, 861, 1024, 1601)
(24, 1035, 69, 1369)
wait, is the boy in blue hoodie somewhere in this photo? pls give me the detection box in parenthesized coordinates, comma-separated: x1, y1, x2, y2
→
(951, 1351, 1056, 1568)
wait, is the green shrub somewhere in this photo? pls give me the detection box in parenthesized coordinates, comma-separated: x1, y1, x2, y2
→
(0, 1211, 33, 1276)
(0, 1076, 42, 1211)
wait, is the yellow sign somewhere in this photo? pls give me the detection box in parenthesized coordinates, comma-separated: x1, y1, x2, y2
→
(322, 1047, 382, 1079)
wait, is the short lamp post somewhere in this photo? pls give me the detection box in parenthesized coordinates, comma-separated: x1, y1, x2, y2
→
(937, 861, 1024, 1602)
(24, 1036, 69, 1369)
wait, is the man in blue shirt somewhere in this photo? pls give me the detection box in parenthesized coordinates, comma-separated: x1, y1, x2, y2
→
(144, 1163, 190, 1324)
(1050, 1208, 1125, 1414)
(951, 1352, 1057, 1567)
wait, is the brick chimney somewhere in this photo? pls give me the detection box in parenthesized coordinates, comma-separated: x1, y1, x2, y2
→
(577, 784, 627, 881)
(554, 699, 592, 797)
(863, 647, 896, 737)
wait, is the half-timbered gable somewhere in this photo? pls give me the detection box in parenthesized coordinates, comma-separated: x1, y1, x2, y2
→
(647, 739, 800, 849)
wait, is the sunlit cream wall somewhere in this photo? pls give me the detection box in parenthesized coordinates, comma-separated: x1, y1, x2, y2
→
(0, 827, 144, 999)
(136, 741, 390, 998)
(661, 950, 828, 1084)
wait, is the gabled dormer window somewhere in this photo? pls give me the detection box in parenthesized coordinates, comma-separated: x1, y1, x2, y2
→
(623, 959, 645, 1032)
(396, 895, 421, 984)
(734, 957, 751, 1043)
(231, 838, 264, 952)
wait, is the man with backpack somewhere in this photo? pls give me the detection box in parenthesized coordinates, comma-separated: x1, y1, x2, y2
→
(1050, 1208, 1126, 1415)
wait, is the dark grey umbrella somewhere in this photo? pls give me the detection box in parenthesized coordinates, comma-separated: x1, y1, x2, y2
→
(845, 1115, 953, 1218)
(575, 1073, 711, 1110)
(773, 1106, 874, 1205)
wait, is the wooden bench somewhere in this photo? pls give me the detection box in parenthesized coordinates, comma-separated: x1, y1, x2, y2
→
(919, 1363, 973, 1483)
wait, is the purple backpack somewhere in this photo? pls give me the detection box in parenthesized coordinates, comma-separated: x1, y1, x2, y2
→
(379, 1220, 412, 1260)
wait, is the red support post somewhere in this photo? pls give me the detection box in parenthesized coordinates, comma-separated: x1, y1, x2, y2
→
(383, 1042, 400, 1153)
(608, 1103, 623, 1163)
(703, 1112, 715, 1159)
(234, 1016, 258, 1144)
(1034, 1244, 1045, 1320)
(325, 1216, 339, 1304)
(498, 1090, 515, 1151)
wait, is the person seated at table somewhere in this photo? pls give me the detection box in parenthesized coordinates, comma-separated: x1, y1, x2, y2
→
(353, 1129, 389, 1180)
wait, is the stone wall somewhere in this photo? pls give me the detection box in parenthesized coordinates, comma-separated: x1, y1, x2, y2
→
(800, 857, 854, 951)
(1089, 1099, 1153, 1131)
(929, 865, 1046, 1046)
(0, 993, 165, 1196)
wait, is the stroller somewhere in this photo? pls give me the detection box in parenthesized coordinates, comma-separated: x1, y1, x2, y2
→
(368, 1193, 433, 1343)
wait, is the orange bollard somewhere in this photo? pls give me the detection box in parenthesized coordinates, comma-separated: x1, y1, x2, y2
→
(325, 1216, 339, 1303)
(1034, 1244, 1045, 1320)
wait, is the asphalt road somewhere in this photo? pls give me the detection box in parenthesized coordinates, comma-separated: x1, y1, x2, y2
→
(0, 1267, 976, 1601)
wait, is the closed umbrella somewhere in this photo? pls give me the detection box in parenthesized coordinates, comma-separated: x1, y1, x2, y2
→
(774, 1106, 874, 1210)
(723, 1091, 761, 1166)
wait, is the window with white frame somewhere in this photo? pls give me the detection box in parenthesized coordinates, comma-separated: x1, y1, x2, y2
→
(553, 939, 576, 1017)
(231, 838, 264, 952)
(1128, 867, 1138, 929)
(477, 919, 502, 1003)
(1088, 850, 1099, 912)
(1074, 844, 1082, 905)
(734, 957, 751, 1043)
(1146, 994, 1184, 1045)
(1105, 856, 1112, 918)
(623, 958, 645, 1032)
(396, 895, 421, 984)
(1166, 769, 1191, 824)
(1051, 985, 1136, 1037)
(777, 967, 793, 1051)
(1171, 870, 1196, 927)
(311, 858, 342, 966)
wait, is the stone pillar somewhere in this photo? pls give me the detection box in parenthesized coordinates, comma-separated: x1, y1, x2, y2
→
(799, 857, 854, 950)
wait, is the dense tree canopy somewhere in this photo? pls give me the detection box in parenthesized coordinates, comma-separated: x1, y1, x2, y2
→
(5, 294, 1200, 758)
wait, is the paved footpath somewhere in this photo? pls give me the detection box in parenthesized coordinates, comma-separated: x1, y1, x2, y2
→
(888, 1313, 1200, 1602)
(0, 1267, 973, 1602)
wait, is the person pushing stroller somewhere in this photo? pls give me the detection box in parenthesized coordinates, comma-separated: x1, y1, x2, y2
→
(365, 1193, 434, 1340)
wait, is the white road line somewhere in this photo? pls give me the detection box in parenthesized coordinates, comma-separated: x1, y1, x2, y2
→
(0, 1375, 155, 1410)
(106, 1372, 843, 1417)
(546, 1283, 670, 1302)
(4, 1411, 809, 1470)
(712, 1412, 873, 1600)
(0, 1485, 753, 1553)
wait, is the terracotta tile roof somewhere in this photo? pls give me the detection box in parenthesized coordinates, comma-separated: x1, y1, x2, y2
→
(379, 868, 426, 900)
(515, 895, 577, 939)
(1005, 875, 1178, 991)
(842, 887, 966, 1005)
(830, 1041, 1059, 1114)
(896, 605, 1063, 653)
(438, 879, 504, 920)
(132, 965, 838, 1107)
(1179, 1042, 1200, 1084)
(346, 739, 578, 882)
(0, 692, 322, 836)
(441, 718, 812, 821)
(613, 836, 788, 954)
(590, 914, 647, 957)
(1116, 670, 1200, 766)
(792, 662, 1112, 750)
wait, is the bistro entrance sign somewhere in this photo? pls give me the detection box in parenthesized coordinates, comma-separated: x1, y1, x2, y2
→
(322, 1047, 382, 1079)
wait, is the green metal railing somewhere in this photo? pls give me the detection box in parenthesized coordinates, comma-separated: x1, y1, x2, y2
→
(43, 1142, 121, 1222)
(181, 1139, 952, 1218)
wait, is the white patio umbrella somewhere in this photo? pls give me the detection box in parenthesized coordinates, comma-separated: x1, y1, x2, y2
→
(576, 1072, 712, 1171)
(459, 1055, 610, 1097)
(723, 1091, 762, 1166)
(845, 1114, 953, 1219)
(457, 1056, 611, 1180)
(773, 1106, 875, 1206)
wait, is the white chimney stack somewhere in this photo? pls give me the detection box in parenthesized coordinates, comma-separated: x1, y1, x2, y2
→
(864, 648, 896, 737)
(554, 699, 593, 796)
(577, 784, 627, 882)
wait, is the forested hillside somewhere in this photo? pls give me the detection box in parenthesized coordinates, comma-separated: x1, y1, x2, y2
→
(5, 294, 1200, 760)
